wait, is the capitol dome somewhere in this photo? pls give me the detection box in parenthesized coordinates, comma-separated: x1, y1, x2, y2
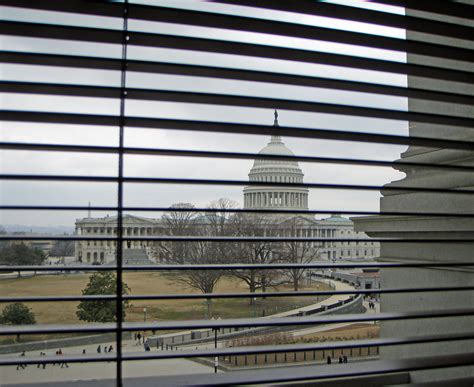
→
(243, 111, 309, 210)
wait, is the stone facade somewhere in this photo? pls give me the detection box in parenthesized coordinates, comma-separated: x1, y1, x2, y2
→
(74, 214, 163, 264)
(354, 4, 474, 383)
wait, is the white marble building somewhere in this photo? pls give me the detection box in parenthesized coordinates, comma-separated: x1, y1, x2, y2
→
(75, 111, 379, 264)
(243, 111, 379, 261)
(75, 214, 163, 264)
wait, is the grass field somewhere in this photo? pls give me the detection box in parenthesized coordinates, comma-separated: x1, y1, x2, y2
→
(0, 272, 330, 325)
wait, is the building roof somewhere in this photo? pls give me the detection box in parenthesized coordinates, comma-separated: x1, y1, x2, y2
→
(249, 111, 303, 174)
(320, 214, 353, 225)
(76, 214, 159, 225)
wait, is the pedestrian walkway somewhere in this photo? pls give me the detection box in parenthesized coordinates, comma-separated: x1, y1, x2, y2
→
(0, 338, 218, 385)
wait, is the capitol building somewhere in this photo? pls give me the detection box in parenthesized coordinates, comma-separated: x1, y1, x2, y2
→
(75, 112, 379, 265)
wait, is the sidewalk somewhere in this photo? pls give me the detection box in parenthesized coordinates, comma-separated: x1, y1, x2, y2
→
(0, 338, 217, 385)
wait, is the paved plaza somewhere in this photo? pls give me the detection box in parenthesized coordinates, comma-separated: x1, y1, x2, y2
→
(0, 338, 217, 385)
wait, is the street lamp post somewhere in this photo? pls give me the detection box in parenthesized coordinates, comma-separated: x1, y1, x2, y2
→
(143, 307, 147, 322)
(213, 327, 220, 373)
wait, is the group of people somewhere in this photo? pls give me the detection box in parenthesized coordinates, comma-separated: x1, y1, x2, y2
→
(326, 355, 348, 364)
(368, 300, 377, 310)
(16, 349, 69, 370)
(134, 332, 146, 345)
(134, 332, 151, 351)
(96, 344, 114, 354)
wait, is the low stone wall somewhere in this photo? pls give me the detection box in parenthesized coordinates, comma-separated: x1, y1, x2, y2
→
(0, 332, 130, 355)
(148, 294, 363, 348)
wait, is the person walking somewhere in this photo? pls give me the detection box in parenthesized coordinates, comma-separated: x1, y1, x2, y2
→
(16, 351, 27, 370)
(97, 345, 102, 354)
(108, 345, 113, 353)
(343, 355, 348, 363)
(37, 352, 46, 369)
(58, 348, 69, 368)
(326, 355, 331, 364)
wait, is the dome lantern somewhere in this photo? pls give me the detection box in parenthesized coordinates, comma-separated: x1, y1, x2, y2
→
(243, 111, 309, 210)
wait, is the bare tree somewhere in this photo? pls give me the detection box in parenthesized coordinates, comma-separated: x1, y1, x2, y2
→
(229, 213, 282, 304)
(159, 201, 236, 318)
(50, 240, 75, 258)
(158, 203, 198, 263)
(278, 218, 320, 291)
(169, 236, 222, 318)
(205, 198, 239, 264)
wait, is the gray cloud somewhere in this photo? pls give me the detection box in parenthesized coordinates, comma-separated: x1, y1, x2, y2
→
(0, 1, 407, 227)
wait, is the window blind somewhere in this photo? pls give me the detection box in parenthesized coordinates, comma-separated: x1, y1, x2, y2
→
(0, 1, 473, 386)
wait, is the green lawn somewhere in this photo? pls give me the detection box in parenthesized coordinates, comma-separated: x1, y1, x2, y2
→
(0, 272, 330, 324)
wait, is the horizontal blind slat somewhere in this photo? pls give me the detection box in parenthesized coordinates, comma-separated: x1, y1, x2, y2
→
(2, 21, 473, 83)
(2, 141, 474, 172)
(2, 81, 473, 127)
(4, 0, 472, 40)
(1, 286, 472, 303)
(1, 309, 473, 335)
(1, 334, 473, 366)
(214, 0, 474, 39)
(2, 51, 471, 105)
(2, 111, 473, 150)
(0, 263, 472, 272)
(1, 204, 473, 218)
(2, 175, 474, 196)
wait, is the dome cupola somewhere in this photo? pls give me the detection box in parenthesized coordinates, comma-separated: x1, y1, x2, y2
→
(243, 111, 309, 210)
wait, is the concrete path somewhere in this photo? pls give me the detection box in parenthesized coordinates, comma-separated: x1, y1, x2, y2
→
(0, 339, 217, 385)
(179, 279, 363, 350)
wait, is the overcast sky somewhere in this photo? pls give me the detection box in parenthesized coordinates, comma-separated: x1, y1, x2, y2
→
(0, 0, 409, 228)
